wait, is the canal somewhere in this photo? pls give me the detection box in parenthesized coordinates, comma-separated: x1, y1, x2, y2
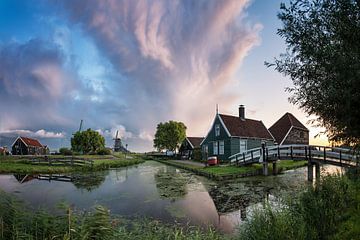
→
(0, 161, 344, 233)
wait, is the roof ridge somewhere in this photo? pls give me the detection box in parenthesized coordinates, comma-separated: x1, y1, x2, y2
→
(286, 112, 294, 125)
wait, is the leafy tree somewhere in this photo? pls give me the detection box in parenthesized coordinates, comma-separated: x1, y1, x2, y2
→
(267, 0, 360, 147)
(153, 121, 187, 152)
(71, 128, 105, 154)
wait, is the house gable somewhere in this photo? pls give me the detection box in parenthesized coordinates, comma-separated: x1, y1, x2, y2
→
(201, 114, 231, 146)
(269, 112, 309, 145)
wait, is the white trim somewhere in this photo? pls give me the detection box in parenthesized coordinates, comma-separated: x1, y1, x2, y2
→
(218, 114, 231, 137)
(200, 114, 231, 145)
(11, 136, 28, 148)
(280, 126, 293, 145)
(186, 137, 194, 149)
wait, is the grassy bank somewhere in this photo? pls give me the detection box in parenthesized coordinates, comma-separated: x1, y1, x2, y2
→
(0, 191, 222, 240)
(0, 154, 146, 174)
(237, 172, 360, 240)
(156, 159, 307, 180)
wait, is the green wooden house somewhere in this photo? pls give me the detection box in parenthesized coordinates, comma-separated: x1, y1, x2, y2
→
(200, 105, 275, 161)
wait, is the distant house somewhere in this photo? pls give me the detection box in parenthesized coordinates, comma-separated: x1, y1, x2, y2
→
(269, 112, 309, 145)
(11, 136, 48, 155)
(179, 137, 204, 160)
(201, 105, 275, 161)
(0, 146, 8, 155)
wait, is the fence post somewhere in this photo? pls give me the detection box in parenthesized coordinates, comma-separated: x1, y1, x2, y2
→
(277, 146, 280, 160)
(236, 155, 239, 166)
(243, 152, 245, 163)
(251, 151, 254, 161)
(305, 146, 308, 160)
(323, 147, 326, 162)
(339, 150, 342, 166)
(290, 146, 293, 160)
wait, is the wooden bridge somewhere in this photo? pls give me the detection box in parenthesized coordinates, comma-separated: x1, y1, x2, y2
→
(229, 144, 359, 181)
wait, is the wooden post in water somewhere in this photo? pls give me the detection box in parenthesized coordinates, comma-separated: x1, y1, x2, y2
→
(272, 160, 278, 175)
(307, 160, 314, 182)
(262, 143, 268, 176)
(315, 162, 321, 180)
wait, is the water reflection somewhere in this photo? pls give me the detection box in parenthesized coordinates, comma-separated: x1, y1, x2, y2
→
(13, 172, 109, 192)
(0, 162, 345, 233)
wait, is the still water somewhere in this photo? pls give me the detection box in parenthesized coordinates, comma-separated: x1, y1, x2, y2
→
(0, 161, 343, 233)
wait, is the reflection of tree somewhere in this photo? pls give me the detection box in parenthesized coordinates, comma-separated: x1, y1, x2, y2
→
(72, 172, 107, 192)
(154, 169, 188, 201)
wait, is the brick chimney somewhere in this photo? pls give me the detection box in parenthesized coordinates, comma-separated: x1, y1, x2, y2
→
(239, 105, 245, 120)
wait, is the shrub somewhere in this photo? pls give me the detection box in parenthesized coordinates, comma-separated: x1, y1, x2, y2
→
(97, 148, 111, 155)
(59, 147, 73, 156)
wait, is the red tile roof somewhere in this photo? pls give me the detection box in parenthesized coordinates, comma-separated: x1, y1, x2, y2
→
(19, 137, 43, 147)
(187, 137, 204, 148)
(219, 114, 273, 140)
(268, 112, 308, 144)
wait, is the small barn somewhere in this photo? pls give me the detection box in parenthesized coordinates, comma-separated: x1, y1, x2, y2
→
(11, 136, 48, 155)
(200, 105, 275, 161)
(269, 112, 309, 145)
(179, 137, 204, 160)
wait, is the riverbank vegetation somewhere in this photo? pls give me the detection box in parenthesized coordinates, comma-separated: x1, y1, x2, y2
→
(0, 154, 146, 174)
(238, 172, 360, 240)
(0, 191, 221, 240)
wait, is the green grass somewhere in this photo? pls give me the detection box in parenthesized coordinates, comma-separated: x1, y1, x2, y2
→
(237, 172, 360, 240)
(0, 191, 223, 240)
(0, 154, 147, 174)
(157, 159, 307, 179)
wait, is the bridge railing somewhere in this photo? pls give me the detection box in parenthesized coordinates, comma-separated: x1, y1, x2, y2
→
(229, 144, 359, 167)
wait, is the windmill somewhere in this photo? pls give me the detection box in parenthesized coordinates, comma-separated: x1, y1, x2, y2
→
(78, 120, 83, 132)
(113, 130, 122, 152)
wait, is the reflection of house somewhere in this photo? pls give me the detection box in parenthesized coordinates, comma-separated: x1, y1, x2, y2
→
(201, 105, 274, 161)
(179, 137, 204, 160)
(269, 112, 309, 145)
(14, 174, 38, 183)
(11, 136, 48, 155)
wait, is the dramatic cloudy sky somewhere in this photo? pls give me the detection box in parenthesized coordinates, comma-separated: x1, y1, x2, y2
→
(0, 0, 328, 151)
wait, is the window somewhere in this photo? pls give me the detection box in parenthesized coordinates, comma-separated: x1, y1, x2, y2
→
(300, 131, 304, 138)
(219, 141, 224, 155)
(215, 124, 220, 136)
(213, 142, 218, 155)
(240, 139, 247, 153)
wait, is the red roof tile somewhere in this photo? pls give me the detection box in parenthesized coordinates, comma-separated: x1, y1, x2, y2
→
(187, 137, 204, 148)
(219, 114, 273, 140)
(19, 137, 43, 147)
(268, 112, 308, 144)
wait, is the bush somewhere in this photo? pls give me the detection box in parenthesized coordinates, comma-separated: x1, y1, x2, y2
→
(97, 148, 111, 155)
(59, 147, 73, 156)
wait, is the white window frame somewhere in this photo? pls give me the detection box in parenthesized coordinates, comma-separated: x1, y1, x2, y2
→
(213, 142, 218, 155)
(219, 141, 224, 155)
(240, 139, 247, 153)
(215, 124, 220, 136)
